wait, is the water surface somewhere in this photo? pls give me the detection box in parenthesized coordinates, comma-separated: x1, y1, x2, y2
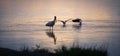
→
(0, 18, 120, 56)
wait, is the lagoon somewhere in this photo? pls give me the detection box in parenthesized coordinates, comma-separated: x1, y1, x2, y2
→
(0, 18, 120, 56)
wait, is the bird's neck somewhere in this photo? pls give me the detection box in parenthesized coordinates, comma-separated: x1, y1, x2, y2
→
(53, 18, 56, 22)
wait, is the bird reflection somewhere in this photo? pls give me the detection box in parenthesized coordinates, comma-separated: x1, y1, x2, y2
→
(46, 29, 56, 45)
(72, 24, 82, 30)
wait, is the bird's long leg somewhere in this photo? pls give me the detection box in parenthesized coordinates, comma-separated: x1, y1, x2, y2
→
(49, 27, 51, 30)
(52, 27, 53, 30)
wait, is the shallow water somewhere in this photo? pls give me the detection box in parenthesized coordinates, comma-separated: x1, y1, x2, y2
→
(0, 18, 120, 56)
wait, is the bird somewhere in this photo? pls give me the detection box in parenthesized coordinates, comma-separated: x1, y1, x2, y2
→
(58, 18, 71, 27)
(46, 16, 57, 29)
(72, 18, 82, 22)
(72, 18, 82, 25)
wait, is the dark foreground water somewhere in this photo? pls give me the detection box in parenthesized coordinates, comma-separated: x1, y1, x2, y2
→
(0, 18, 120, 56)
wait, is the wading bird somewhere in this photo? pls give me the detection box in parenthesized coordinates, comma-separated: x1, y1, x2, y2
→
(72, 18, 82, 22)
(72, 18, 82, 25)
(58, 18, 71, 27)
(46, 16, 57, 29)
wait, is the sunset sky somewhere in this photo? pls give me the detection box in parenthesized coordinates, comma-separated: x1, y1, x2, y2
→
(0, 0, 120, 19)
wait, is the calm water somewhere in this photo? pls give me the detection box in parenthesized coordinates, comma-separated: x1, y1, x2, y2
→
(0, 18, 120, 56)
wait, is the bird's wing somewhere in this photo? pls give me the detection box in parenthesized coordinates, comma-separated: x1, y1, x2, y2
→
(58, 20, 64, 22)
(65, 18, 72, 22)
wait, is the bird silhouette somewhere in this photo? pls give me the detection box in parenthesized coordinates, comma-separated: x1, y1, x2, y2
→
(46, 16, 57, 29)
(72, 18, 82, 22)
(72, 18, 82, 25)
(58, 18, 71, 27)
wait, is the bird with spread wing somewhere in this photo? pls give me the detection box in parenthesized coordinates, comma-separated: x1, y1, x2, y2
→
(58, 18, 72, 27)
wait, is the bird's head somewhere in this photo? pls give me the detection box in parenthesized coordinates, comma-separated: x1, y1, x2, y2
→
(54, 16, 57, 21)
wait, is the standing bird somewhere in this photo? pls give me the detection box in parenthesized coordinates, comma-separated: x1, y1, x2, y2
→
(46, 16, 57, 29)
(58, 18, 71, 27)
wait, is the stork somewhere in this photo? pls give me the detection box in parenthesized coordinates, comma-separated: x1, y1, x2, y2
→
(46, 16, 57, 29)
